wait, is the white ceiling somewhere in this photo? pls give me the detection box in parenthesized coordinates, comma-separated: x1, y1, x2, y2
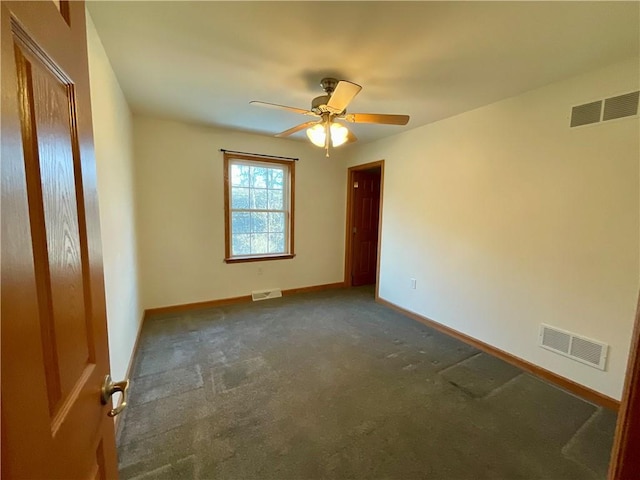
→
(87, 1, 639, 144)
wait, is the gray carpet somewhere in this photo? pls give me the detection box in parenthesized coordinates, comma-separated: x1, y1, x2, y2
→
(117, 287, 616, 479)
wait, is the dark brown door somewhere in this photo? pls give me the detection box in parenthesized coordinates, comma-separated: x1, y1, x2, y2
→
(351, 169, 381, 286)
(1, 1, 119, 478)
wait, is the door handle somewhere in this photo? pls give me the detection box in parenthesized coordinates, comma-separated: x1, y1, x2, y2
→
(101, 374, 130, 417)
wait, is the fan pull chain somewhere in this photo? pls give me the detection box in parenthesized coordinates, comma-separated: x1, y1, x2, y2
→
(325, 120, 331, 157)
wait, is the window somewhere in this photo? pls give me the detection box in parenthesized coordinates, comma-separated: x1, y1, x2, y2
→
(223, 153, 295, 263)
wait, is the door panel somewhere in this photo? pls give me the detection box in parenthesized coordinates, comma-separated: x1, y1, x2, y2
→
(17, 41, 95, 417)
(351, 170, 381, 286)
(1, 2, 119, 478)
(358, 240, 373, 276)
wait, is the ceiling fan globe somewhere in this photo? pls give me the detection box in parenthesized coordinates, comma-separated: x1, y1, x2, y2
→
(306, 123, 326, 147)
(330, 122, 349, 147)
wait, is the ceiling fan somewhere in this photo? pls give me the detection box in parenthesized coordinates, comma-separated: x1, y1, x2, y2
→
(250, 78, 410, 156)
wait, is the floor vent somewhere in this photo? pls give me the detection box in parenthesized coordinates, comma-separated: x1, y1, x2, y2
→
(251, 288, 282, 302)
(570, 90, 639, 128)
(539, 324, 608, 370)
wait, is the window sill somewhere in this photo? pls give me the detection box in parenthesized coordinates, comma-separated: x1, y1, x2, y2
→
(224, 253, 296, 264)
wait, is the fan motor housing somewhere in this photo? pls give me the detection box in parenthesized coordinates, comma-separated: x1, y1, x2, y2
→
(311, 95, 331, 114)
(320, 77, 338, 94)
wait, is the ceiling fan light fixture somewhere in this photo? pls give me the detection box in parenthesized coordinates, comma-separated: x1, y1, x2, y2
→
(306, 121, 349, 149)
(306, 123, 326, 147)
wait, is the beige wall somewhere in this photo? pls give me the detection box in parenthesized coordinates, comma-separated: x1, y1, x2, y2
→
(133, 117, 347, 309)
(86, 13, 142, 383)
(346, 57, 640, 399)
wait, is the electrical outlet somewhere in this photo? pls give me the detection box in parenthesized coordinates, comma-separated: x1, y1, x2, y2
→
(410, 278, 417, 289)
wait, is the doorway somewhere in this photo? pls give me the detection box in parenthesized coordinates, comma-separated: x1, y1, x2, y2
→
(344, 161, 384, 294)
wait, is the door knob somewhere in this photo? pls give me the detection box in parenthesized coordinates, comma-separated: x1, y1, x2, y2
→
(101, 374, 130, 417)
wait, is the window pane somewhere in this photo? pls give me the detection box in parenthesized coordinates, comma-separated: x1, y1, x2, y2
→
(251, 233, 269, 254)
(268, 233, 285, 253)
(250, 166, 268, 188)
(268, 189, 283, 210)
(231, 164, 250, 187)
(251, 212, 268, 233)
(268, 212, 285, 233)
(231, 212, 251, 234)
(269, 168, 284, 190)
(250, 188, 267, 209)
(232, 234, 251, 255)
(231, 187, 250, 209)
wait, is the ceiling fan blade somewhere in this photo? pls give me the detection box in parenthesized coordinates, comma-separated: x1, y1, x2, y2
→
(343, 113, 410, 125)
(345, 129, 358, 144)
(250, 101, 315, 116)
(275, 121, 318, 138)
(326, 81, 362, 113)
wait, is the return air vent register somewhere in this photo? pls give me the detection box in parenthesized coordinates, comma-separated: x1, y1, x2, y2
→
(539, 324, 608, 370)
(570, 91, 639, 127)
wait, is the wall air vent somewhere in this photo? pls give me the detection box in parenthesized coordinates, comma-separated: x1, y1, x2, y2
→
(570, 101, 602, 127)
(570, 91, 639, 128)
(603, 91, 639, 121)
(251, 288, 282, 302)
(541, 326, 571, 354)
(539, 324, 608, 371)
